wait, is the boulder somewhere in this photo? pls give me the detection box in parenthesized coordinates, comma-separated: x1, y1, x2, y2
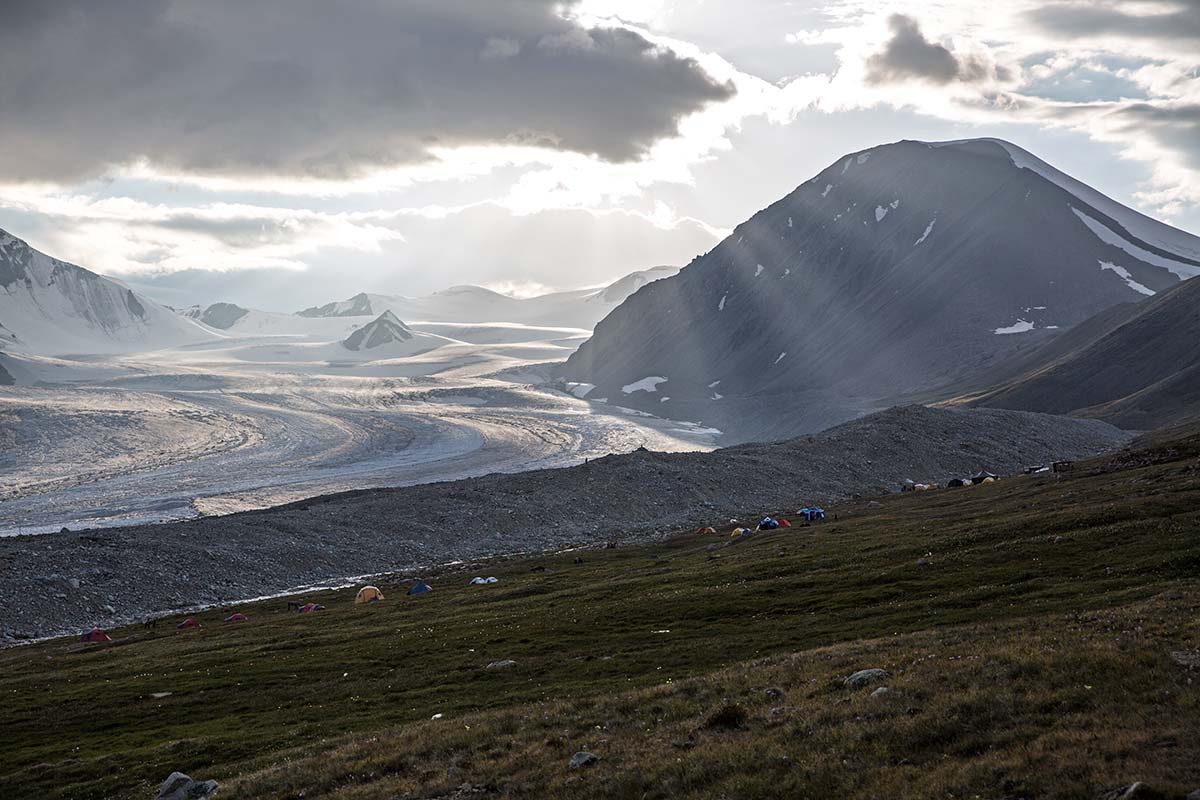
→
(1097, 783, 1168, 800)
(155, 771, 219, 799)
(486, 659, 516, 669)
(869, 686, 892, 699)
(843, 668, 889, 689)
(569, 751, 599, 769)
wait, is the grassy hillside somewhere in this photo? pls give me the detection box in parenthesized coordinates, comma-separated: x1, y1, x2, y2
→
(2, 439, 1199, 799)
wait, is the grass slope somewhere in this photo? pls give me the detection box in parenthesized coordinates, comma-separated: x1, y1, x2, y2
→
(2, 438, 1200, 799)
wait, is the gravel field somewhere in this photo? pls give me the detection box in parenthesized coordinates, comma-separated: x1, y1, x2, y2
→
(0, 405, 1132, 642)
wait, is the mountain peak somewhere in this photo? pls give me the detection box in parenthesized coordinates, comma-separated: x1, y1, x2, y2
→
(342, 310, 414, 351)
(564, 140, 1200, 442)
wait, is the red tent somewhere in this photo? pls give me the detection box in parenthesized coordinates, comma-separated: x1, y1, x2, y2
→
(176, 617, 201, 630)
(779, 518, 792, 527)
(224, 613, 248, 623)
(298, 603, 325, 613)
(80, 627, 111, 643)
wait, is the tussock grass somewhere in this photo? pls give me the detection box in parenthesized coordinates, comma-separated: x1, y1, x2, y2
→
(2, 444, 1199, 798)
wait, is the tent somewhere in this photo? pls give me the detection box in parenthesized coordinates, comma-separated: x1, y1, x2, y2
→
(970, 471, 998, 485)
(355, 585, 385, 604)
(224, 613, 248, 623)
(408, 581, 433, 596)
(800, 507, 826, 522)
(81, 627, 111, 643)
(298, 603, 325, 613)
(947, 478, 966, 488)
(468, 577, 499, 585)
(779, 519, 792, 528)
(695, 526, 717, 535)
(757, 517, 780, 531)
(176, 618, 201, 630)
(731, 527, 752, 537)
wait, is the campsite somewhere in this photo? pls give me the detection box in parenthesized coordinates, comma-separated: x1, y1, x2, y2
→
(3, 431, 1199, 799)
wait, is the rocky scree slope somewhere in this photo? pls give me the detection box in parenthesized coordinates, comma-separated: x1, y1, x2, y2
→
(0, 405, 1131, 641)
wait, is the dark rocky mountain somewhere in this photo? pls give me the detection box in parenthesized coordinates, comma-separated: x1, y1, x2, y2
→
(563, 138, 1200, 442)
(342, 310, 415, 351)
(181, 302, 250, 330)
(952, 275, 1200, 431)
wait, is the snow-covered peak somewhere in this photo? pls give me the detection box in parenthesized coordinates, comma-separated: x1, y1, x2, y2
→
(0, 226, 220, 355)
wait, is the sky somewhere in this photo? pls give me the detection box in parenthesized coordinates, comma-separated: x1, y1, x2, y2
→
(0, 0, 1198, 311)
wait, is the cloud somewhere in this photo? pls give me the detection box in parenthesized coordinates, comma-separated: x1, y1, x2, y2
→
(1029, 1, 1200, 43)
(865, 14, 1004, 86)
(1108, 103, 1200, 171)
(0, 0, 734, 183)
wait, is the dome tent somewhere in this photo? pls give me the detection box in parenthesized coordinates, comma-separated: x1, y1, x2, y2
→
(355, 585, 385, 604)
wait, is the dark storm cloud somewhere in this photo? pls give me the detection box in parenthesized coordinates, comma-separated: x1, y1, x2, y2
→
(0, 0, 734, 183)
(1029, 1, 1200, 42)
(865, 15, 1003, 86)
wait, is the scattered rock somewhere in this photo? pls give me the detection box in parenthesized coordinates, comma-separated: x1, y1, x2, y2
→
(155, 771, 219, 800)
(486, 660, 516, 669)
(1185, 790, 1200, 800)
(769, 706, 786, 716)
(916, 558, 930, 567)
(702, 703, 749, 730)
(569, 751, 599, 769)
(869, 686, 892, 699)
(843, 668, 889, 689)
(1097, 783, 1168, 800)
(1171, 650, 1200, 668)
(765, 687, 784, 700)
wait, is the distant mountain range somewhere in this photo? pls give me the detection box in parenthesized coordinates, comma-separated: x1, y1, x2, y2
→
(0, 223, 676, 358)
(562, 138, 1200, 442)
(295, 266, 679, 329)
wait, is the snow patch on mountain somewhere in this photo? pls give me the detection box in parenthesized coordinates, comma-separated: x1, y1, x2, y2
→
(1100, 261, 1155, 296)
(622, 376, 667, 394)
(915, 219, 936, 245)
(1072, 208, 1200, 281)
(994, 319, 1035, 335)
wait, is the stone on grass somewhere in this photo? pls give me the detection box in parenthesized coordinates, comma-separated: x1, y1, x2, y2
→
(569, 751, 599, 769)
(1097, 783, 1168, 800)
(486, 659, 516, 669)
(155, 771, 219, 800)
(869, 686, 892, 699)
(843, 668, 889, 689)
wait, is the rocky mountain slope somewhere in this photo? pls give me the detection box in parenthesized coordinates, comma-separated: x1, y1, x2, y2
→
(562, 139, 1200, 441)
(297, 266, 678, 328)
(952, 275, 1200, 430)
(0, 227, 218, 355)
(342, 310, 416, 351)
(0, 405, 1130, 641)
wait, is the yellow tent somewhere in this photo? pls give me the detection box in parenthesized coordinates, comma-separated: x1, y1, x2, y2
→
(355, 585, 385, 604)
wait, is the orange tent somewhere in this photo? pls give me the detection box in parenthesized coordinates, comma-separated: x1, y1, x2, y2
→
(355, 586, 385, 604)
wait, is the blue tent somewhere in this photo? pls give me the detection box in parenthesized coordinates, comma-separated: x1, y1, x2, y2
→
(408, 580, 433, 596)
(800, 507, 826, 522)
(757, 517, 780, 530)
